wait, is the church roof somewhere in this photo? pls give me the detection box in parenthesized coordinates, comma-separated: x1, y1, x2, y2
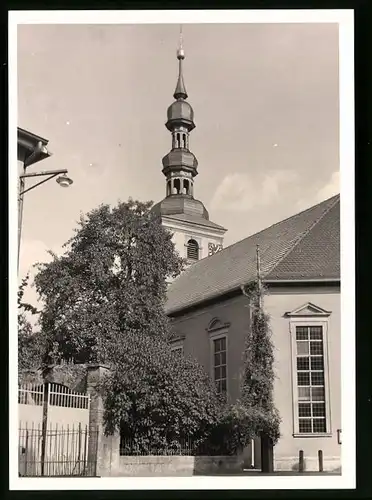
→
(152, 195, 210, 220)
(165, 194, 340, 315)
(163, 213, 227, 231)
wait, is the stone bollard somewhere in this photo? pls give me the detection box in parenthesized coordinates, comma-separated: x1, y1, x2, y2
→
(299, 450, 304, 472)
(318, 450, 323, 472)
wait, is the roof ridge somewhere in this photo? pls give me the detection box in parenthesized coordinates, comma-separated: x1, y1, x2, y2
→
(214, 194, 340, 255)
(264, 194, 340, 279)
(171, 194, 340, 277)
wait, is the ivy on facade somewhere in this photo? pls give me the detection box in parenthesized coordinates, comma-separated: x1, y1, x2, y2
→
(239, 280, 281, 444)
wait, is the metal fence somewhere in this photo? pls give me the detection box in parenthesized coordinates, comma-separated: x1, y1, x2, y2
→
(18, 383, 45, 406)
(18, 382, 90, 409)
(19, 423, 98, 477)
(119, 436, 214, 456)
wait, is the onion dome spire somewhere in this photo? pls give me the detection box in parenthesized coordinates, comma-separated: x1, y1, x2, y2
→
(174, 27, 188, 100)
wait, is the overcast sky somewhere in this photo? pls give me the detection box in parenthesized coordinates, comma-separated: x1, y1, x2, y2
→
(17, 22, 339, 303)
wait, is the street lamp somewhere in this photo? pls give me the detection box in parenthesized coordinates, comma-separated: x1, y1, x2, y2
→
(17, 129, 73, 271)
(56, 173, 73, 188)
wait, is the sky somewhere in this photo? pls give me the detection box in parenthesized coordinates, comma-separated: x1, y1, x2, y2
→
(17, 22, 340, 306)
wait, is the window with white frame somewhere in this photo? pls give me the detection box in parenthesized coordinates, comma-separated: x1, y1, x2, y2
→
(295, 325, 327, 434)
(213, 336, 227, 396)
(207, 318, 230, 399)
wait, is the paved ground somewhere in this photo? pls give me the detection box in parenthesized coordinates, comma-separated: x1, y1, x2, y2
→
(222, 471, 341, 476)
(109, 471, 341, 477)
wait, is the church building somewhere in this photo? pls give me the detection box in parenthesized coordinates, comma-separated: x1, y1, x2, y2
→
(165, 193, 341, 472)
(153, 39, 341, 472)
(152, 42, 226, 265)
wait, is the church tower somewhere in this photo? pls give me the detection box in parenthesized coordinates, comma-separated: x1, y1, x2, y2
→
(152, 33, 226, 265)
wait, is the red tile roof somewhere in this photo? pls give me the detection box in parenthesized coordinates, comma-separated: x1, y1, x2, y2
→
(165, 195, 340, 315)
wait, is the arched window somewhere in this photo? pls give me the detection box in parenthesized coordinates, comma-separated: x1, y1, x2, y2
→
(183, 133, 187, 148)
(174, 178, 181, 194)
(187, 239, 199, 261)
(176, 133, 181, 148)
(183, 179, 190, 195)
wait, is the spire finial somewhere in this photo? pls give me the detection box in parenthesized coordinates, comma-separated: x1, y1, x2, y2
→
(177, 24, 185, 60)
(174, 25, 187, 100)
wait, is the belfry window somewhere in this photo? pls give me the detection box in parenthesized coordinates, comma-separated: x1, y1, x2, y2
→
(183, 179, 190, 195)
(187, 239, 199, 260)
(174, 179, 181, 194)
(176, 133, 181, 148)
(183, 134, 187, 148)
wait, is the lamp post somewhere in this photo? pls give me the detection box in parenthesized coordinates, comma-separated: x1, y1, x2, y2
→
(17, 140, 73, 271)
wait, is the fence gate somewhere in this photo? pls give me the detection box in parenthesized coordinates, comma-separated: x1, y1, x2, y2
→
(19, 424, 98, 477)
(18, 383, 98, 477)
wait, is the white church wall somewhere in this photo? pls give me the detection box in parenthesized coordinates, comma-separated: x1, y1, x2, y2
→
(162, 218, 225, 261)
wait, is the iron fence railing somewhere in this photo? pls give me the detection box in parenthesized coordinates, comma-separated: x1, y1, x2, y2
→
(18, 383, 90, 409)
(18, 423, 98, 477)
(119, 436, 217, 456)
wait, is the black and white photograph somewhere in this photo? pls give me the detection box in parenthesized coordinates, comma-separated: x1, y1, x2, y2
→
(9, 9, 355, 491)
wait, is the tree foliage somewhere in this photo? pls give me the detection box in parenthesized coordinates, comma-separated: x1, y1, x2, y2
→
(33, 199, 184, 365)
(18, 274, 43, 371)
(100, 332, 220, 449)
(31, 199, 223, 446)
(237, 281, 281, 444)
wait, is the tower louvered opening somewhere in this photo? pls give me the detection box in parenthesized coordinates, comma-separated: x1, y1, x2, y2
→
(187, 239, 199, 260)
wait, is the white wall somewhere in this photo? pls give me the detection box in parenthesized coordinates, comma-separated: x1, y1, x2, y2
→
(162, 217, 225, 261)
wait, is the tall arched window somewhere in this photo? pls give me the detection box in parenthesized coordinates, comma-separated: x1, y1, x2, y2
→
(183, 179, 190, 195)
(174, 178, 181, 194)
(187, 239, 199, 261)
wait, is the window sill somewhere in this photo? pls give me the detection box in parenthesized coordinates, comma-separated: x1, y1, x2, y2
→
(293, 433, 333, 438)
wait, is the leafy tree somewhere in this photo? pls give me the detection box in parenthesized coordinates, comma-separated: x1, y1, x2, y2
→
(33, 199, 184, 364)
(100, 332, 220, 450)
(238, 281, 281, 444)
(32, 198, 223, 447)
(18, 274, 43, 371)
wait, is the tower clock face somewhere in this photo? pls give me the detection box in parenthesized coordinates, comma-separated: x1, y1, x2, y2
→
(208, 242, 223, 256)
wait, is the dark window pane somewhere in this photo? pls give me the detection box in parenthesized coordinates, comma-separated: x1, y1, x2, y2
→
(311, 387, 325, 401)
(221, 366, 226, 379)
(310, 326, 323, 340)
(310, 356, 324, 370)
(310, 342, 323, 355)
(214, 367, 221, 380)
(214, 339, 221, 352)
(214, 353, 220, 367)
(221, 351, 226, 365)
(297, 357, 310, 371)
(298, 403, 311, 417)
(216, 380, 222, 394)
(220, 337, 226, 350)
(299, 419, 312, 433)
(312, 403, 326, 417)
(297, 372, 310, 386)
(311, 372, 325, 386)
(297, 341, 309, 355)
(221, 379, 227, 393)
(296, 327, 308, 341)
(313, 418, 326, 433)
